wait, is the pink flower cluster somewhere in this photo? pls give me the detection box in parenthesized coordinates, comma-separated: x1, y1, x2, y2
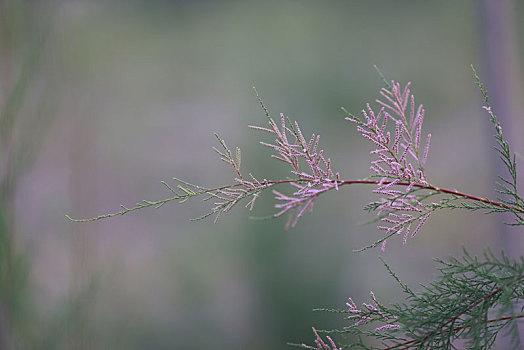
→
(346, 291, 400, 332)
(347, 81, 433, 250)
(346, 81, 430, 184)
(374, 179, 432, 247)
(250, 113, 339, 228)
(300, 327, 341, 350)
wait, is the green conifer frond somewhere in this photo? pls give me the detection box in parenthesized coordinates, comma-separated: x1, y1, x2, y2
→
(472, 65, 524, 224)
(303, 249, 523, 349)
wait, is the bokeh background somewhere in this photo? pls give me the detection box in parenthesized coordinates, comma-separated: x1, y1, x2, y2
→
(1, 0, 523, 348)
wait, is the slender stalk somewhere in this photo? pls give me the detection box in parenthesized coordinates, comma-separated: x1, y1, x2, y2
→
(339, 180, 521, 212)
(66, 178, 522, 223)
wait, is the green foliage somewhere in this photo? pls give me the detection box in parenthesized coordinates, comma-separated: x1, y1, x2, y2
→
(298, 250, 523, 349)
(471, 65, 523, 225)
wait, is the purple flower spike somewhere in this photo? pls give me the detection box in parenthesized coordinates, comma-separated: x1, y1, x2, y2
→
(347, 80, 433, 248)
(343, 291, 400, 332)
(250, 113, 339, 228)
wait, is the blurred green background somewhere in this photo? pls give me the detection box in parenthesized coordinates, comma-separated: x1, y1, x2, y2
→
(1, 0, 523, 348)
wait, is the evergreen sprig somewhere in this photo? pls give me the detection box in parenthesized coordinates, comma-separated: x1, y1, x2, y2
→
(296, 250, 523, 350)
(471, 65, 523, 225)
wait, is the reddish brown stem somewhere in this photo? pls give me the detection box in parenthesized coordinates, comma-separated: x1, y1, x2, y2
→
(257, 178, 521, 212)
(342, 180, 519, 211)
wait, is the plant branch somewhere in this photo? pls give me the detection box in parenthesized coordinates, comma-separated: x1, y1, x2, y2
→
(65, 178, 522, 223)
(383, 274, 524, 349)
(382, 314, 524, 350)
